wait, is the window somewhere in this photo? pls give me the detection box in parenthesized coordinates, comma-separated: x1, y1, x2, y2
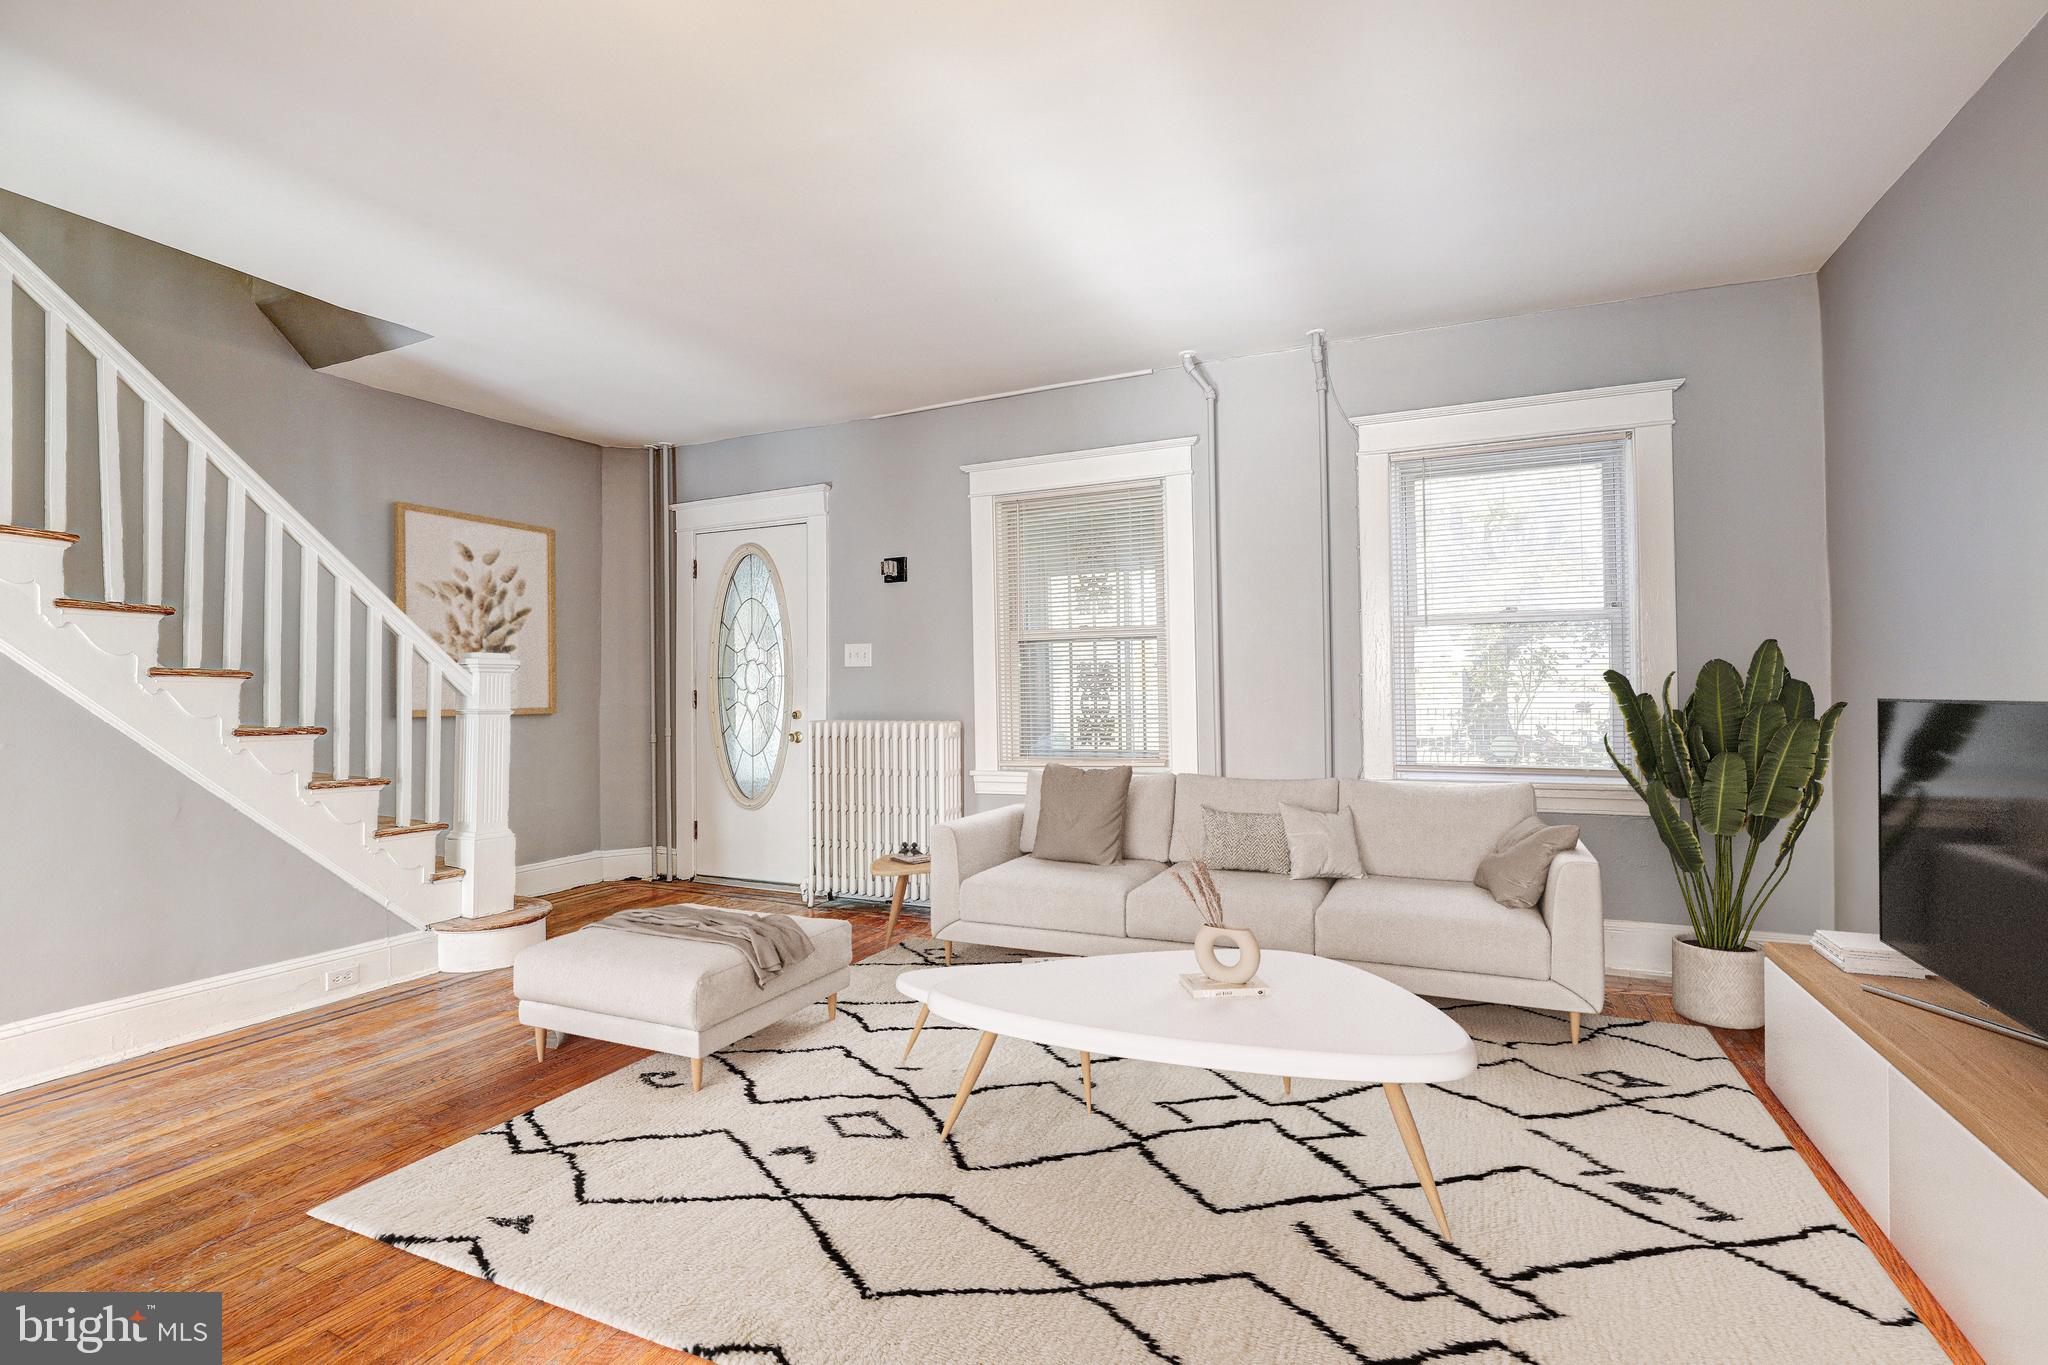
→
(966, 438, 1201, 795)
(996, 483, 1168, 765)
(1390, 438, 1633, 775)
(1357, 381, 1681, 815)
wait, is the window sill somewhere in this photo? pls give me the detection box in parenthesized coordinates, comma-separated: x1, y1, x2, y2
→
(971, 769, 1029, 797)
(1394, 769, 1647, 817)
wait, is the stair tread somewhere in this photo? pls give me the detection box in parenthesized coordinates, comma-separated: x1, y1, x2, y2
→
(52, 597, 176, 616)
(431, 860, 467, 882)
(234, 725, 326, 737)
(375, 817, 450, 838)
(306, 773, 391, 790)
(431, 897, 551, 933)
(0, 525, 82, 544)
(149, 667, 255, 679)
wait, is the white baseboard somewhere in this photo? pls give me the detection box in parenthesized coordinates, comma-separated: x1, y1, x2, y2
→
(0, 930, 437, 1096)
(1604, 917, 1806, 979)
(514, 846, 655, 897)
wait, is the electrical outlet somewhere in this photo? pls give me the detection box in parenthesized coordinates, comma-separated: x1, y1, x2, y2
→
(844, 643, 873, 668)
(324, 965, 359, 992)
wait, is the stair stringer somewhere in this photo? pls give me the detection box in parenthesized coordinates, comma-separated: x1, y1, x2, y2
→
(0, 573, 462, 929)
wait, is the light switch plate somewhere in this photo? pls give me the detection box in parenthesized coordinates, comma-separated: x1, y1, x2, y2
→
(844, 643, 873, 667)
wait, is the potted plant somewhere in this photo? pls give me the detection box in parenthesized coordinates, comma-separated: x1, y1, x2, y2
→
(1602, 641, 1843, 1028)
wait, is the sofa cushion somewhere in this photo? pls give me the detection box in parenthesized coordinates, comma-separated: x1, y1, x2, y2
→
(1030, 763, 1130, 865)
(1280, 802, 1364, 879)
(1316, 876, 1550, 980)
(1169, 775, 1339, 864)
(1021, 769, 1175, 864)
(959, 856, 1165, 937)
(1476, 815, 1583, 909)
(1126, 865, 1323, 952)
(513, 910, 852, 1030)
(1201, 806, 1291, 875)
(1338, 779, 1537, 883)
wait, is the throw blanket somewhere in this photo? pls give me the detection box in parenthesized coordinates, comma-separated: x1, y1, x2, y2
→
(594, 905, 815, 989)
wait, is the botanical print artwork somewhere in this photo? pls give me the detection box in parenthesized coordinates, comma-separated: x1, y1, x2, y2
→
(415, 541, 533, 654)
(395, 503, 557, 715)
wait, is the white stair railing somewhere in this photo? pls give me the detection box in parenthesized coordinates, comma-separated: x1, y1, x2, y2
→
(0, 229, 517, 917)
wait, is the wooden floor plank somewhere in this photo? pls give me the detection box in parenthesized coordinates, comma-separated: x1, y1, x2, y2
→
(0, 880, 1974, 1363)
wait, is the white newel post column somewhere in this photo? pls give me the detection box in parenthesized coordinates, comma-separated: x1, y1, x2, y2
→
(452, 651, 519, 917)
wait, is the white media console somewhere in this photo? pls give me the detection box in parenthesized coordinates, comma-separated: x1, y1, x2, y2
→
(1764, 943, 2048, 1362)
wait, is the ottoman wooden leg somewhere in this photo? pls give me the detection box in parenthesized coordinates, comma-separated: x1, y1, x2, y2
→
(943, 941, 954, 966)
(1282, 1075, 1292, 1097)
(1569, 1011, 1581, 1046)
(533, 1026, 547, 1063)
(690, 1057, 704, 1092)
(828, 993, 839, 1020)
(1080, 1051, 1093, 1112)
(901, 1003, 930, 1062)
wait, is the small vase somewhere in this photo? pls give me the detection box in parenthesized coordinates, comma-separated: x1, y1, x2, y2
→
(1671, 937, 1764, 1028)
(1194, 925, 1262, 986)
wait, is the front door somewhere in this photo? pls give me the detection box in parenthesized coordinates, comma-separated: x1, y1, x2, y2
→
(691, 523, 808, 883)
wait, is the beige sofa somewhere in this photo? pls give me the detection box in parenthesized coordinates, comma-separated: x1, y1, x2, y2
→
(930, 772, 1604, 1027)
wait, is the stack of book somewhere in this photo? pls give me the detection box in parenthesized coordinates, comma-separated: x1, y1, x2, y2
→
(1811, 929, 1931, 979)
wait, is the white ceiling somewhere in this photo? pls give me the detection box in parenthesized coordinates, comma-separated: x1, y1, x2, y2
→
(1, 2, 2040, 447)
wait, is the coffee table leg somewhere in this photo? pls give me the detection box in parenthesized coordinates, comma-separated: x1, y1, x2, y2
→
(940, 1031, 998, 1140)
(884, 875, 908, 940)
(943, 940, 954, 966)
(1383, 1083, 1450, 1238)
(1080, 1051, 1093, 1112)
(901, 1003, 930, 1062)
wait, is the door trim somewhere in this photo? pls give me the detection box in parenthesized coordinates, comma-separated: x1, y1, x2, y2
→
(669, 484, 830, 883)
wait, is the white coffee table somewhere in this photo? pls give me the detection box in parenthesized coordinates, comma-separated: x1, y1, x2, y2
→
(897, 949, 1477, 1236)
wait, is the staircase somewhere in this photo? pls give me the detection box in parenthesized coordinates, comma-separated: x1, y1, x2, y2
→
(0, 228, 539, 969)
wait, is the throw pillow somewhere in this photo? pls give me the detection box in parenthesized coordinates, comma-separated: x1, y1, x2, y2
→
(1202, 806, 1291, 876)
(1031, 764, 1132, 866)
(1475, 815, 1581, 909)
(1279, 802, 1364, 880)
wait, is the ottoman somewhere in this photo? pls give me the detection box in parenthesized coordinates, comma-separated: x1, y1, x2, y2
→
(515, 908, 853, 1090)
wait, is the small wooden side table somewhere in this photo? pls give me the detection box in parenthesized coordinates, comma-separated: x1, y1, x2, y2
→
(871, 855, 930, 940)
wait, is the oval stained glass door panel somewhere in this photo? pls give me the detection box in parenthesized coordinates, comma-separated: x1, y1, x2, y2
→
(713, 546, 789, 806)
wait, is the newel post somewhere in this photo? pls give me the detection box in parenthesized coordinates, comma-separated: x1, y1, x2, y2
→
(452, 651, 519, 917)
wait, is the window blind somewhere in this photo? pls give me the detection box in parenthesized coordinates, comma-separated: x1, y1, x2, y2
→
(996, 481, 1169, 765)
(1389, 437, 1636, 774)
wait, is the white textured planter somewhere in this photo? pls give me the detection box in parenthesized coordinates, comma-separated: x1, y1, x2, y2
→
(1671, 938, 1764, 1029)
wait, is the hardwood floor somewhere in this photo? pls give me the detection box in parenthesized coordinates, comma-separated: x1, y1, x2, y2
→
(0, 880, 1980, 1364)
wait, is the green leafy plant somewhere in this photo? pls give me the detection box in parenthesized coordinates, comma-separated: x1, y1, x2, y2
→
(1603, 640, 1844, 951)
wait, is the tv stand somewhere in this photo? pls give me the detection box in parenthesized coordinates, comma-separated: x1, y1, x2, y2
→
(1765, 943, 2048, 1359)
(1859, 981, 2048, 1050)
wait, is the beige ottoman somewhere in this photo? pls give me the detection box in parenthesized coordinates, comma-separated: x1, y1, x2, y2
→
(515, 909, 853, 1090)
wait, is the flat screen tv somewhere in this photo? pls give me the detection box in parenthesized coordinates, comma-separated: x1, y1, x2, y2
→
(1879, 698, 2048, 1038)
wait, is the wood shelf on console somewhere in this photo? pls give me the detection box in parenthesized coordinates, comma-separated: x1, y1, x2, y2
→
(1765, 942, 2048, 1198)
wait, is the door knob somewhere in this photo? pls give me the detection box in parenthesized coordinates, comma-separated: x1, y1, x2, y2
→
(790, 708, 803, 720)
(789, 730, 804, 744)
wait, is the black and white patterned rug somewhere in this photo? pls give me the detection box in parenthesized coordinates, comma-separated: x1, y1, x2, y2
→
(313, 940, 1941, 1363)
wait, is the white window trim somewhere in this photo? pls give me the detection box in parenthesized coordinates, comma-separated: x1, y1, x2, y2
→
(965, 437, 1199, 797)
(1354, 380, 1682, 817)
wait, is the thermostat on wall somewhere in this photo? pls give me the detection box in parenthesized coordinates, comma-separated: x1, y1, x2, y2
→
(880, 556, 908, 583)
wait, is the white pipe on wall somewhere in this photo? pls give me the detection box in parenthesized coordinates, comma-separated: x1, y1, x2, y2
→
(1179, 350, 1224, 774)
(1308, 329, 1335, 778)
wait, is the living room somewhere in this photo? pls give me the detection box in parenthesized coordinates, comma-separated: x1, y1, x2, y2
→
(2, 5, 2045, 1362)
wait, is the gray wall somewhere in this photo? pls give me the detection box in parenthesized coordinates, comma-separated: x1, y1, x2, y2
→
(598, 446, 653, 850)
(1820, 20, 2048, 932)
(676, 275, 1836, 932)
(0, 655, 407, 1020)
(0, 189, 607, 863)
